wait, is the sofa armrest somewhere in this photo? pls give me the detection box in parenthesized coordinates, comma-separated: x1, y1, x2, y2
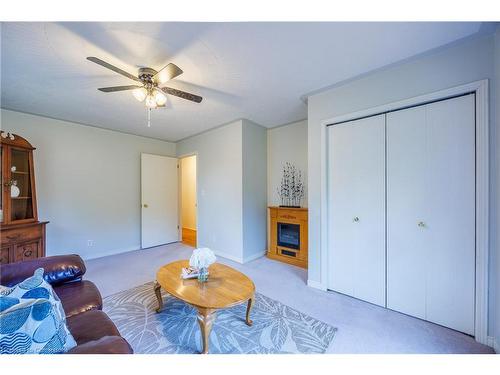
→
(0, 254, 86, 287)
(66, 336, 134, 354)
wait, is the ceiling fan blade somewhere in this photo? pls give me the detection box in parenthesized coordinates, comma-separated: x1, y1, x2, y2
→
(154, 63, 183, 84)
(161, 87, 203, 103)
(98, 85, 142, 92)
(87, 57, 141, 82)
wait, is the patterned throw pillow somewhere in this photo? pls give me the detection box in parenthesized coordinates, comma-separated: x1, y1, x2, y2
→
(0, 286, 13, 296)
(0, 268, 77, 354)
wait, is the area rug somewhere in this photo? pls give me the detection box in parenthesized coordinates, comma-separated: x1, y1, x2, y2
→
(103, 282, 337, 354)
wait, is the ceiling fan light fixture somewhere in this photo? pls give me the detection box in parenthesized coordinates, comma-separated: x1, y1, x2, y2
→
(132, 87, 147, 102)
(145, 94, 158, 109)
(155, 90, 168, 106)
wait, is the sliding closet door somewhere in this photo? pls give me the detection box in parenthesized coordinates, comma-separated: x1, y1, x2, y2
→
(425, 94, 475, 334)
(386, 105, 428, 320)
(387, 94, 475, 334)
(327, 114, 386, 306)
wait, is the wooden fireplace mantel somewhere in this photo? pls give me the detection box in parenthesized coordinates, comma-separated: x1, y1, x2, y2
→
(267, 206, 308, 269)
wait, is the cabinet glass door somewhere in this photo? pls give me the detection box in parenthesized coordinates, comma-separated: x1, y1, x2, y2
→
(9, 148, 34, 222)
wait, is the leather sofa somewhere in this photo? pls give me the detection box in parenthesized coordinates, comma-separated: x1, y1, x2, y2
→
(0, 254, 133, 354)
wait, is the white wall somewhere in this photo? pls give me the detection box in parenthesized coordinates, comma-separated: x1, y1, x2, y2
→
(494, 26, 500, 353)
(267, 119, 308, 207)
(307, 33, 498, 337)
(176, 119, 268, 263)
(242, 119, 267, 262)
(180, 155, 197, 230)
(0, 109, 176, 259)
(176, 120, 244, 262)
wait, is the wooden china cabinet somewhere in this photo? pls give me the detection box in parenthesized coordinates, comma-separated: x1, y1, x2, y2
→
(0, 131, 48, 264)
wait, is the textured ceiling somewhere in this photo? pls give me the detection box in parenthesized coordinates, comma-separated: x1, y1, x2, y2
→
(1, 22, 483, 141)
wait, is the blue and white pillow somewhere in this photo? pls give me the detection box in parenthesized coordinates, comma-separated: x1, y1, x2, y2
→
(0, 268, 77, 354)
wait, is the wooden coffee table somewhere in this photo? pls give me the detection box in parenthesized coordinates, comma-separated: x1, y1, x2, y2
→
(154, 260, 255, 354)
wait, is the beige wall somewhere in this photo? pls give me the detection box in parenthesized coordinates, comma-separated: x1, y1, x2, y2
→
(267, 119, 308, 207)
(0, 109, 176, 259)
(176, 119, 268, 263)
(181, 155, 197, 230)
(242, 119, 268, 262)
(176, 120, 244, 262)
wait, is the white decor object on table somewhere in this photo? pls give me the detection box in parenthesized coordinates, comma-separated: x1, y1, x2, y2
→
(189, 248, 216, 282)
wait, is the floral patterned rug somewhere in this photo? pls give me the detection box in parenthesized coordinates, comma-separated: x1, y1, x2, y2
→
(103, 282, 337, 354)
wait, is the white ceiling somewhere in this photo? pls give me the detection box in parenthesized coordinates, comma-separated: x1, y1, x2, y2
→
(1, 22, 484, 141)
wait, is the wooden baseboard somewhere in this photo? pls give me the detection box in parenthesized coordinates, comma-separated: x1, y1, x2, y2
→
(182, 227, 197, 247)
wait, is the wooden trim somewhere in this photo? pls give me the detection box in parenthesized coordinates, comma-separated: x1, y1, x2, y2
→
(318, 79, 490, 345)
(0, 132, 35, 150)
(182, 227, 197, 247)
(28, 147, 38, 221)
(268, 205, 308, 211)
(0, 220, 49, 229)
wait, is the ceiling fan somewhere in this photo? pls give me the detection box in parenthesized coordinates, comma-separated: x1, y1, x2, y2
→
(87, 56, 203, 110)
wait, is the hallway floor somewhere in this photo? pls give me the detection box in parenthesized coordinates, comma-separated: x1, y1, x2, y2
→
(85, 243, 494, 354)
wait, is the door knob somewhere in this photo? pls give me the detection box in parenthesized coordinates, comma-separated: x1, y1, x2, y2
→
(418, 221, 425, 228)
(143, 204, 148, 208)
(353, 217, 360, 222)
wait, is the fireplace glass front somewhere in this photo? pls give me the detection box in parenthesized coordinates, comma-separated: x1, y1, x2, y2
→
(277, 222, 300, 250)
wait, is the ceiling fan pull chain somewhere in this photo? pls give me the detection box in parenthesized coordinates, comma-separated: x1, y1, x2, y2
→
(147, 108, 151, 127)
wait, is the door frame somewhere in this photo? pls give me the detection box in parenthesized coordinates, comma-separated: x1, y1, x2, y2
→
(177, 152, 199, 246)
(317, 79, 489, 344)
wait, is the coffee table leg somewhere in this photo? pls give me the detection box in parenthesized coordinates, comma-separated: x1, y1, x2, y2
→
(154, 282, 163, 313)
(196, 308, 216, 354)
(245, 295, 254, 326)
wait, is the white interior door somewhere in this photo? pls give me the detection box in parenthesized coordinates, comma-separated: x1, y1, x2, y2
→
(141, 153, 179, 249)
(387, 94, 475, 334)
(327, 114, 386, 306)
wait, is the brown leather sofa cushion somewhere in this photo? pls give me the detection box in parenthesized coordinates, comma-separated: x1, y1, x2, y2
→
(66, 304, 133, 354)
(55, 280, 102, 318)
(66, 336, 133, 354)
(67, 310, 121, 345)
(0, 254, 86, 287)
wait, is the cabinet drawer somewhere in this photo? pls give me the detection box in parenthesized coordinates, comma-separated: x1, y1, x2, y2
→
(1, 225, 42, 245)
(14, 241, 39, 262)
(0, 247, 11, 264)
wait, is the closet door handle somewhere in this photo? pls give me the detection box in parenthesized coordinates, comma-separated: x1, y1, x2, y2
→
(353, 217, 360, 223)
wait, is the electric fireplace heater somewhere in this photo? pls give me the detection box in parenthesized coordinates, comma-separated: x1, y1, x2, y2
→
(267, 207, 308, 268)
(277, 223, 300, 251)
